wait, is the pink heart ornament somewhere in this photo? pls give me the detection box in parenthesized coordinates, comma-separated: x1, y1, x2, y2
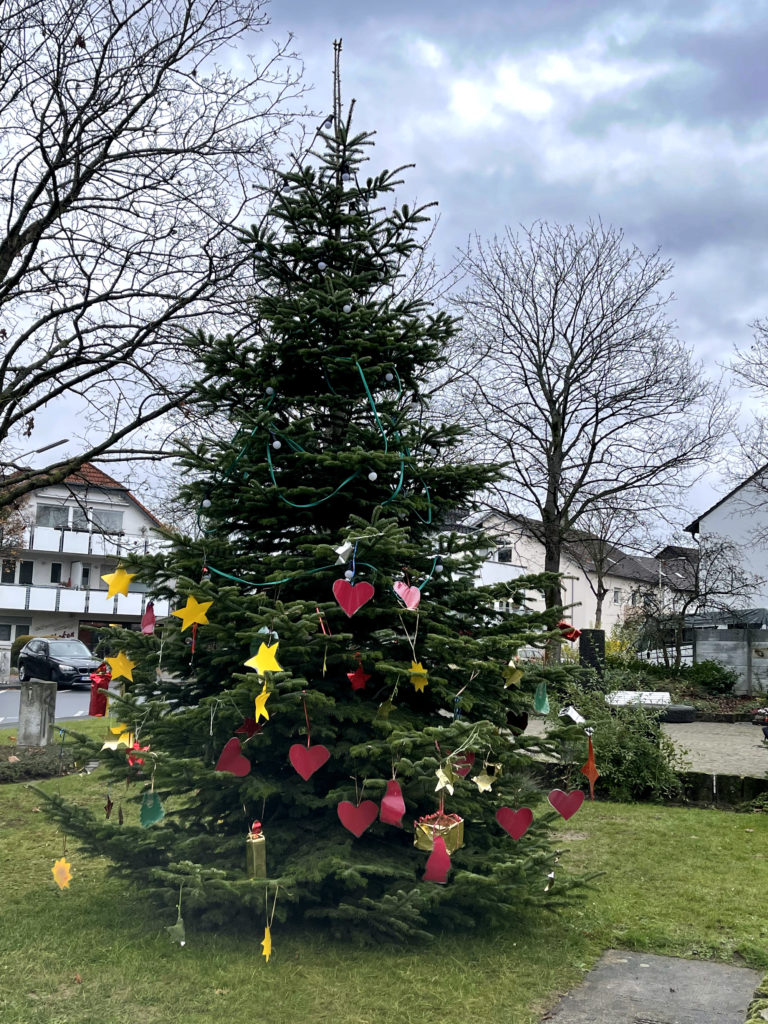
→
(337, 799, 379, 837)
(454, 751, 475, 777)
(215, 737, 251, 777)
(332, 579, 375, 617)
(393, 581, 421, 610)
(547, 789, 585, 820)
(496, 806, 533, 840)
(289, 743, 330, 781)
(379, 779, 406, 828)
(423, 835, 451, 884)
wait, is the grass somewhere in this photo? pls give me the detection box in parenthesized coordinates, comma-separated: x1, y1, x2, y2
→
(0, 722, 767, 1023)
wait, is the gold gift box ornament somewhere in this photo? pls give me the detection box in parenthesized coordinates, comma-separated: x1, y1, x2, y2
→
(246, 820, 267, 879)
(413, 811, 464, 854)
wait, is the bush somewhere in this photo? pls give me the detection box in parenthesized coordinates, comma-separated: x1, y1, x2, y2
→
(11, 634, 34, 667)
(684, 659, 738, 695)
(547, 684, 687, 802)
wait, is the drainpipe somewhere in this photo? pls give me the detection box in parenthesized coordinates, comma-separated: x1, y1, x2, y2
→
(746, 628, 753, 698)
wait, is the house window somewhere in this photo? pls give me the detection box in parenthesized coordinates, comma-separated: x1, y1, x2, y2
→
(18, 561, 33, 585)
(0, 624, 11, 642)
(14, 622, 31, 640)
(497, 546, 513, 563)
(1, 559, 15, 584)
(613, 588, 622, 604)
(71, 507, 124, 533)
(36, 505, 69, 529)
(50, 562, 62, 584)
(81, 565, 91, 588)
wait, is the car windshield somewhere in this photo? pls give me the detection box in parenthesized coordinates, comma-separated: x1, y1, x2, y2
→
(47, 641, 93, 659)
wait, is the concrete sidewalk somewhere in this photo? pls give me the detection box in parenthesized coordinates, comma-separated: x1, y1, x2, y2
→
(542, 950, 760, 1023)
(525, 718, 768, 779)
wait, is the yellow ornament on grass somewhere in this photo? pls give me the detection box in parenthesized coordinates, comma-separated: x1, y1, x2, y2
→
(52, 856, 72, 890)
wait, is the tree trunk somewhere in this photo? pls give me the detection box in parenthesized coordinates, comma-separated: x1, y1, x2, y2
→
(542, 516, 562, 664)
(594, 583, 607, 630)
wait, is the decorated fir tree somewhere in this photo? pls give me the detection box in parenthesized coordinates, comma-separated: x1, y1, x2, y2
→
(41, 61, 578, 941)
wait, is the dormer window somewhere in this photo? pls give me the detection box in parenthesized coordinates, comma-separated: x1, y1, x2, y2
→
(497, 546, 513, 563)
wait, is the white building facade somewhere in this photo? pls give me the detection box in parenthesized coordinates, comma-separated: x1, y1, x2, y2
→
(475, 513, 673, 633)
(0, 464, 169, 649)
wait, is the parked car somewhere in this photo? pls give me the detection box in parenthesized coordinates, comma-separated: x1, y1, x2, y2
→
(17, 638, 102, 687)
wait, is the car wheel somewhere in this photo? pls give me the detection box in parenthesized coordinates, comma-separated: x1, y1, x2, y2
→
(17, 661, 29, 682)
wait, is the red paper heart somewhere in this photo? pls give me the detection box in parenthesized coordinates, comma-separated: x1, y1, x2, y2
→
(337, 799, 379, 838)
(215, 738, 251, 777)
(332, 579, 375, 617)
(423, 835, 451, 883)
(453, 751, 475, 777)
(547, 789, 585, 820)
(289, 743, 330, 781)
(496, 806, 533, 840)
(393, 581, 421, 610)
(379, 779, 405, 827)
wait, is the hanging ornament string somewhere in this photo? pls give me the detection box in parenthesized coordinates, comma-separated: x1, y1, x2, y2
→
(203, 558, 376, 590)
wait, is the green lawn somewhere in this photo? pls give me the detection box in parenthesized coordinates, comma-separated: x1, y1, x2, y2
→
(1, 728, 766, 1024)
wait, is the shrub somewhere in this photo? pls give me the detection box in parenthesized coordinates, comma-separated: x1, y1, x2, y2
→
(685, 659, 738, 695)
(547, 684, 687, 802)
(11, 634, 34, 667)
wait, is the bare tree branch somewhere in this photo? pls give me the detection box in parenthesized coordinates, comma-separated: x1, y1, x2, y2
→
(0, 0, 304, 503)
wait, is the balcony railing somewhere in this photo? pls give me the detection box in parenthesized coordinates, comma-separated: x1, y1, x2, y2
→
(0, 583, 169, 618)
(21, 526, 169, 557)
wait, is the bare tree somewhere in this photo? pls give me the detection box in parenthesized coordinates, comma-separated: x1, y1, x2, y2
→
(561, 500, 656, 629)
(0, 0, 303, 507)
(444, 221, 730, 630)
(630, 537, 760, 668)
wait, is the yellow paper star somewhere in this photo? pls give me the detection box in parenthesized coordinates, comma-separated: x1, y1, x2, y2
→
(52, 856, 72, 889)
(171, 595, 213, 631)
(503, 663, 523, 688)
(254, 683, 270, 723)
(106, 651, 136, 682)
(410, 660, 428, 692)
(101, 565, 136, 598)
(101, 726, 134, 750)
(435, 766, 455, 796)
(261, 925, 272, 962)
(472, 771, 494, 792)
(244, 642, 282, 676)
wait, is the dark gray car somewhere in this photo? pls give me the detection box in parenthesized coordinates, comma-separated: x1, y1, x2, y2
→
(17, 638, 101, 687)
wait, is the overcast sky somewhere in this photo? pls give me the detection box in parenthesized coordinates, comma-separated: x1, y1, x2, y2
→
(254, 0, 768, 518)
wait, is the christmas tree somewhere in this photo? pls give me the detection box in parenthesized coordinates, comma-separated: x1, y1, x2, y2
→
(41, 49, 575, 942)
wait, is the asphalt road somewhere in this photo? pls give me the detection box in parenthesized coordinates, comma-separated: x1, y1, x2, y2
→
(0, 684, 92, 726)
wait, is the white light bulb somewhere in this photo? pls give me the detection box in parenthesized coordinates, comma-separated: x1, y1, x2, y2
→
(318, 261, 327, 271)
(202, 498, 212, 508)
(265, 386, 274, 396)
(324, 118, 333, 129)
(344, 569, 354, 580)
(368, 471, 378, 481)
(385, 372, 394, 382)
(435, 564, 444, 573)
(272, 440, 281, 450)
(343, 304, 352, 313)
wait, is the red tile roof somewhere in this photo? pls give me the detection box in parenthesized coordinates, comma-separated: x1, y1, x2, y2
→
(63, 463, 163, 528)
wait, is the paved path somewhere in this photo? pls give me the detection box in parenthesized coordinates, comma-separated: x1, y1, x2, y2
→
(541, 949, 760, 1023)
(526, 718, 768, 779)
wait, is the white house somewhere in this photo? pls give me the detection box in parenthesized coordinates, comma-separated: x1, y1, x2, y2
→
(0, 463, 169, 649)
(685, 466, 768, 606)
(474, 512, 692, 633)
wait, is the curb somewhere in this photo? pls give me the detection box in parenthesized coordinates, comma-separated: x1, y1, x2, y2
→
(744, 971, 768, 1022)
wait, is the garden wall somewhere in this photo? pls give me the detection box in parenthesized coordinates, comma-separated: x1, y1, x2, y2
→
(694, 628, 768, 695)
